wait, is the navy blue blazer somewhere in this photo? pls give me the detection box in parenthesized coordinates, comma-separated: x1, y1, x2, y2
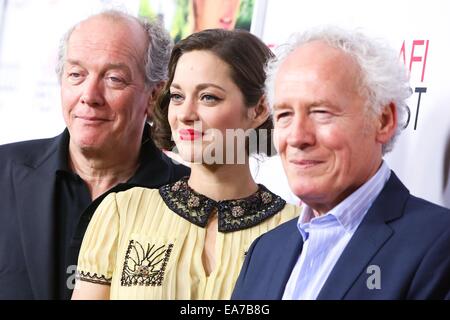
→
(0, 129, 189, 299)
(232, 172, 450, 300)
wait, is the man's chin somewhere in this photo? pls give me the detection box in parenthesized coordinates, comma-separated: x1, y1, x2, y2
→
(70, 136, 108, 153)
(288, 181, 324, 201)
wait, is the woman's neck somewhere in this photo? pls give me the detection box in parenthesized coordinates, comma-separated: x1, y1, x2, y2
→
(188, 162, 258, 201)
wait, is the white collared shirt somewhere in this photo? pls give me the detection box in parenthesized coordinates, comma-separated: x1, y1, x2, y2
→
(282, 162, 391, 300)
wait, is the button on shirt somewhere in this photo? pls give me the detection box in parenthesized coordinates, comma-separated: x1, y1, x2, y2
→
(282, 162, 391, 300)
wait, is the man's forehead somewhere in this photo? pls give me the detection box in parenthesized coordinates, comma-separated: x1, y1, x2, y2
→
(279, 41, 352, 72)
(273, 43, 361, 97)
(67, 16, 147, 66)
(74, 14, 138, 33)
(69, 15, 147, 49)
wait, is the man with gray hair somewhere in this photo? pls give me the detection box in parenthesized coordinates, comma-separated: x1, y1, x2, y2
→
(0, 10, 188, 299)
(232, 27, 450, 300)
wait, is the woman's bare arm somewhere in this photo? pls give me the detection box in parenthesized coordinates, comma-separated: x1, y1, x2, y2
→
(71, 281, 110, 300)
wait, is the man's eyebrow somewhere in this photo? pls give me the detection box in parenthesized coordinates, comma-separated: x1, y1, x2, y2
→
(65, 60, 131, 73)
(65, 59, 82, 66)
(273, 103, 292, 111)
(273, 100, 339, 110)
(104, 63, 132, 73)
(309, 100, 335, 107)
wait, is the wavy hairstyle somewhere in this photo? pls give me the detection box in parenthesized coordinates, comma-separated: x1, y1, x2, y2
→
(152, 28, 275, 156)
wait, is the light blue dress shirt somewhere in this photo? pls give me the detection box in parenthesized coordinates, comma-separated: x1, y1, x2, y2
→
(282, 161, 391, 300)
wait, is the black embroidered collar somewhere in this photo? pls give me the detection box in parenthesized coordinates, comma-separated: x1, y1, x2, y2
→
(159, 177, 286, 233)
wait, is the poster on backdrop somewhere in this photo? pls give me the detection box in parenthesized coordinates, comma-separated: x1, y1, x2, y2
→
(253, 0, 450, 208)
(138, 0, 254, 42)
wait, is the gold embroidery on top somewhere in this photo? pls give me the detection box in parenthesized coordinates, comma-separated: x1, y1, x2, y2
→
(120, 240, 173, 287)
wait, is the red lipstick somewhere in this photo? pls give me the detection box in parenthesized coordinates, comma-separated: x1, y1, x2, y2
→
(179, 129, 202, 141)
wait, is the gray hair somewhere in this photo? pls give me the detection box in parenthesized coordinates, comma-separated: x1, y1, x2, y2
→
(55, 9, 173, 87)
(266, 26, 412, 154)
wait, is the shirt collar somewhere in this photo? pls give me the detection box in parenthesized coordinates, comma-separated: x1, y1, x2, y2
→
(297, 161, 391, 241)
(159, 177, 287, 233)
(55, 128, 72, 174)
(127, 124, 164, 185)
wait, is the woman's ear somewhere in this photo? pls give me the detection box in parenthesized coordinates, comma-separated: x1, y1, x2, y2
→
(249, 96, 271, 128)
(146, 81, 165, 119)
(376, 102, 398, 144)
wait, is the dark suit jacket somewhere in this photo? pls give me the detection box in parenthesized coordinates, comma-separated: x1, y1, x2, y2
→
(232, 172, 450, 300)
(0, 129, 189, 299)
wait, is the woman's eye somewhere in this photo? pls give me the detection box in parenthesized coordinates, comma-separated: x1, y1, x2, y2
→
(170, 93, 184, 103)
(200, 94, 220, 103)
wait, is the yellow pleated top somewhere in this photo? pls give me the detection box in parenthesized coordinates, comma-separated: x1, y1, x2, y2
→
(77, 179, 299, 300)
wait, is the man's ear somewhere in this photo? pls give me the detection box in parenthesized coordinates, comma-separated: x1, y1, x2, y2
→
(146, 81, 165, 119)
(376, 102, 397, 144)
(249, 96, 271, 128)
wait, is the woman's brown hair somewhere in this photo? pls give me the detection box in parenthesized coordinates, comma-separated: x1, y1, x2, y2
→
(152, 28, 275, 156)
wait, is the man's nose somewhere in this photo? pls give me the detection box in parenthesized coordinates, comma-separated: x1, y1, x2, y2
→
(80, 76, 105, 107)
(286, 115, 316, 149)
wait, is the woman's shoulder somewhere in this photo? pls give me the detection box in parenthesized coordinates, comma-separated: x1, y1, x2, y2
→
(113, 186, 162, 203)
(109, 187, 168, 217)
(108, 186, 175, 231)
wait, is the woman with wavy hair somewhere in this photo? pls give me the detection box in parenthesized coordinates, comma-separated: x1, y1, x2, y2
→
(72, 28, 299, 300)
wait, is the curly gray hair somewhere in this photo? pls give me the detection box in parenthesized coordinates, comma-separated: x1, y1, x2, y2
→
(55, 9, 173, 87)
(265, 26, 412, 154)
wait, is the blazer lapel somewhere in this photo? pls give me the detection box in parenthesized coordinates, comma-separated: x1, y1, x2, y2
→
(265, 224, 303, 299)
(317, 173, 408, 299)
(12, 139, 61, 299)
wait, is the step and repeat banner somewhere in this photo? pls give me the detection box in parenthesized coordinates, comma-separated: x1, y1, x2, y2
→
(0, 0, 448, 208)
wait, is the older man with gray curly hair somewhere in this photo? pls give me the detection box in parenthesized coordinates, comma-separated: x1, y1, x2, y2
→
(0, 9, 188, 300)
(232, 26, 450, 300)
